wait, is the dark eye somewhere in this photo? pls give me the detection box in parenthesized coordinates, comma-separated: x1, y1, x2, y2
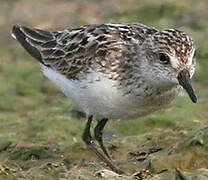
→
(159, 53, 170, 64)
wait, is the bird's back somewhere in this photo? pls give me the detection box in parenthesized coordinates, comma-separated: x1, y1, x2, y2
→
(12, 23, 158, 80)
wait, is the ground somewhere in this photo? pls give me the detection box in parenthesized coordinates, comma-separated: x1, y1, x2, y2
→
(0, 0, 208, 179)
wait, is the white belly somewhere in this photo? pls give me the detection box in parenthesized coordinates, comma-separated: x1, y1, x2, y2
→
(41, 65, 179, 119)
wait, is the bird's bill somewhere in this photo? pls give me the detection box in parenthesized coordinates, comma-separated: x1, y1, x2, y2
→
(177, 69, 197, 103)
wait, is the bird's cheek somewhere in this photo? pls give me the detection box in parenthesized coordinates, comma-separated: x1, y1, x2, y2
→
(187, 66, 195, 78)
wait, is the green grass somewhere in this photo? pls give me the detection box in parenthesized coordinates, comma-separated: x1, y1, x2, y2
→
(0, 0, 208, 179)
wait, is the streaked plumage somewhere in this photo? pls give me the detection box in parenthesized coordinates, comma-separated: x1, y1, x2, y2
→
(12, 23, 197, 174)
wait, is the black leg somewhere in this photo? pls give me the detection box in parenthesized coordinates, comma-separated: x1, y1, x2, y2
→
(82, 116, 124, 174)
(94, 118, 111, 159)
(82, 115, 93, 145)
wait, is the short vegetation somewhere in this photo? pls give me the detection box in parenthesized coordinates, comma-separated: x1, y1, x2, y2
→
(0, 0, 208, 179)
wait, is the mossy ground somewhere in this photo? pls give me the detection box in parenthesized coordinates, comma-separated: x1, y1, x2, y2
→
(0, 0, 208, 179)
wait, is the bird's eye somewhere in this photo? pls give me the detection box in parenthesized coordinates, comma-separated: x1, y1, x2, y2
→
(159, 53, 170, 64)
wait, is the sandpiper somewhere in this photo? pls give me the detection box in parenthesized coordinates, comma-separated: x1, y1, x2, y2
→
(12, 23, 197, 174)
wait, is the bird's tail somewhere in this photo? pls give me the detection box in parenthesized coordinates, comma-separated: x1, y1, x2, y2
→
(12, 25, 56, 66)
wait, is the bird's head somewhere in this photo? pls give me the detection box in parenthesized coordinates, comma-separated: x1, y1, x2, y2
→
(141, 29, 197, 103)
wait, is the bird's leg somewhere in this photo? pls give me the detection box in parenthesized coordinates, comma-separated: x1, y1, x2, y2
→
(82, 115, 124, 174)
(82, 115, 94, 145)
(94, 118, 111, 159)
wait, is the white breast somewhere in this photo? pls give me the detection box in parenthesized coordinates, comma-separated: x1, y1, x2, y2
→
(41, 65, 179, 120)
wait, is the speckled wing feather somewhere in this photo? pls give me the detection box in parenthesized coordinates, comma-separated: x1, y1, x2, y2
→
(12, 23, 158, 79)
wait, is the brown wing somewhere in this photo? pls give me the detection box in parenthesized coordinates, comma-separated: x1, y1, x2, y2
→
(12, 23, 158, 79)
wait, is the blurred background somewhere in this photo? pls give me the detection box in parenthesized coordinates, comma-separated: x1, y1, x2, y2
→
(0, 0, 208, 179)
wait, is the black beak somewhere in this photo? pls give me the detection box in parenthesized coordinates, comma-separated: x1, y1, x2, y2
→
(177, 69, 197, 103)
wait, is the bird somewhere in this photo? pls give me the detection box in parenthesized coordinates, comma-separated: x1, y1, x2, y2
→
(11, 22, 197, 174)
